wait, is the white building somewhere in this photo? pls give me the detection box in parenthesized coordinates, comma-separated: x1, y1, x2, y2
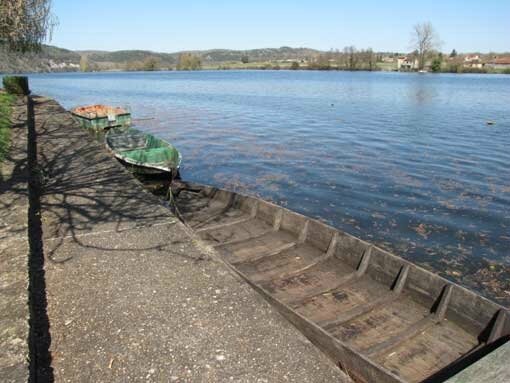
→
(397, 56, 418, 71)
(463, 55, 483, 69)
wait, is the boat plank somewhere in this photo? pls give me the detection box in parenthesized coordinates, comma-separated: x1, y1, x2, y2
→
(256, 253, 354, 299)
(190, 196, 237, 228)
(329, 297, 427, 348)
(321, 293, 398, 330)
(320, 265, 410, 329)
(376, 320, 479, 383)
(218, 231, 297, 264)
(261, 232, 340, 282)
(195, 215, 253, 233)
(209, 227, 273, 248)
(230, 241, 297, 266)
(282, 246, 372, 307)
(179, 197, 221, 215)
(362, 285, 453, 358)
(296, 278, 389, 325)
(257, 233, 338, 282)
(240, 243, 326, 283)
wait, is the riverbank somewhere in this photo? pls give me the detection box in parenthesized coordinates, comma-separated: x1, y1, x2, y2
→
(0, 95, 349, 382)
(0, 95, 31, 382)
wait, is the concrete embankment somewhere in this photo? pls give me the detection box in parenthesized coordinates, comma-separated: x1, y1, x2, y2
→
(1, 95, 349, 382)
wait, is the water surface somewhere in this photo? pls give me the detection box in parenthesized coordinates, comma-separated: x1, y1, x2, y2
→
(27, 70, 510, 305)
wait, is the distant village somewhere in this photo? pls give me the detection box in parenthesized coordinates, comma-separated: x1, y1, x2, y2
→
(392, 53, 510, 72)
(256, 51, 510, 73)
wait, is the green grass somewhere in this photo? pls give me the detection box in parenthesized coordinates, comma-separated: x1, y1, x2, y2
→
(376, 62, 397, 71)
(0, 92, 14, 164)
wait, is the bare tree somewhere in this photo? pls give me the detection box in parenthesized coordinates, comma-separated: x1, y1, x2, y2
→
(343, 46, 357, 70)
(411, 22, 440, 70)
(0, 0, 57, 51)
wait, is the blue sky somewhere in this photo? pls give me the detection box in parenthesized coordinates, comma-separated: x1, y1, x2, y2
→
(51, 0, 509, 53)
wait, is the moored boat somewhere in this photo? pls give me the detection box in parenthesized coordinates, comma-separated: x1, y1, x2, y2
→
(106, 127, 181, 176)
(167, 180, 510, 383)
(71, 104, 131, 130)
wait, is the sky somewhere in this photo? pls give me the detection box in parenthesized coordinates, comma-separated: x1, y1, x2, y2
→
(51, 0, 510, 53)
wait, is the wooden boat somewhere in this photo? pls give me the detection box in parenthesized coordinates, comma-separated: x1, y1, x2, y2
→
(106, 127, 181, 176)
(71, 104, 131, 130)
(168, 180, 510, 383)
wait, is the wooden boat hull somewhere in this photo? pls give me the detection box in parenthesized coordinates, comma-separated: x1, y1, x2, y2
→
(168, 180, 510, 383)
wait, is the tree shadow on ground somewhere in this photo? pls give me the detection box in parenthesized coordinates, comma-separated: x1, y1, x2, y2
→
(33, 97, 186, 258)
(0, 98, 30, 240)
(22, 96, 197, 382)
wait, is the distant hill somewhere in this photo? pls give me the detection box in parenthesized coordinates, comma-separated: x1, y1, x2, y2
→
(77, 46, 322, 70)
(1, 45, 322, 73)
(198, 47, 320, 63)
(0, 44, 81, 73)
(76, 49, 177, 70)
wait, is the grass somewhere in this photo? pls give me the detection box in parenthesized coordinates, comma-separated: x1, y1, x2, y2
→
(0, 92, 14, 164)
(376, 62, 397, 71)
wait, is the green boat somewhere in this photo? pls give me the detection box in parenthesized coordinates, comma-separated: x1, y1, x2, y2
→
(106, 127, 182, 176)
(71, 104, 131, 130)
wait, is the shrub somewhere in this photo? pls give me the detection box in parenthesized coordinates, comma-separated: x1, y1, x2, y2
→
(431, 58, 442, 72)
(460, 67, 487, 74)
(445, 64, 462, 73)
(0, 93, 14, 163)
(2, 76, 30, 95)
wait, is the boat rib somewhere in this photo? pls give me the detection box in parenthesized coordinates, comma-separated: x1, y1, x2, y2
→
(321, 264, 410, 330)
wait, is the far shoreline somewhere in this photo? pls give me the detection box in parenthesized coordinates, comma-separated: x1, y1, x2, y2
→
(3, 68, 510, 76)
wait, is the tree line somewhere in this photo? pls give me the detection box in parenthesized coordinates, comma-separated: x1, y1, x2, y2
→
(307, 47, 377, 70)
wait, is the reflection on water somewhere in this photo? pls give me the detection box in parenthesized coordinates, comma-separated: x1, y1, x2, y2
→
(28, 70, 510, 306)
(409, 80, 438, 104)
